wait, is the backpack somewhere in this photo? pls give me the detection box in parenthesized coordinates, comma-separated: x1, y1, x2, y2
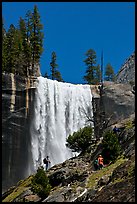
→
(94, 159, 98, 165)
(43, 158, 48, 164)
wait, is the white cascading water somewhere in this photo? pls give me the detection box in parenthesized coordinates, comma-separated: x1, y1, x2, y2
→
(30, 76, 93, 172)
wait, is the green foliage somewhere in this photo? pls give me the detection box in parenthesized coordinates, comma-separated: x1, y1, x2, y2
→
(2, 18, 7, 72)
(50, 51, 64, 82)
(83, 49, 101, 84)
(125, 120, 134, 130)
(102, 131, 121, 163)
(29, 5, 44, 69)
(94, 64, 101, 84)
(2, 5, 44, 77)
(66, 126, 93, 152)
(31, 166, 51, 199)
(5, 24, 17, 74)
(127, 161, 135, 178)
(104, 63, 116, 82)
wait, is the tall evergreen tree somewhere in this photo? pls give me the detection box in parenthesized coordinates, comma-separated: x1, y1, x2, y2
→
(94, 64, 101, 84)
(2, 18, 7, 72)
(19, 17, 31, 76)
(2, 5, 44, 77)
(105, 63, 116, 81)
(50, 51, 57, 80)
(25, 10, 32, 43)
(83, 49, 100, 84)
(14, 28, 24, 75)
(25, 10, 33, 76)
(5, 24, 17, 73)
(29, 5, 44, 74)
(50, 51, 63, 82)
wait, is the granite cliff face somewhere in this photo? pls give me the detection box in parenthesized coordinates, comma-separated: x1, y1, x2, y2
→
(102, 81, 135, 124)
(116, 52, 135, 84)
(2, 73, 38, 192)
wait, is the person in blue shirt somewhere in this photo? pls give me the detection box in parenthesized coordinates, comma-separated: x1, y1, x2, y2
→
(113, 126, 120, 134)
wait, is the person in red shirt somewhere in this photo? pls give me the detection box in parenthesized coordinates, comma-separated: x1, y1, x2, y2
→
(98, 155, 104, 169)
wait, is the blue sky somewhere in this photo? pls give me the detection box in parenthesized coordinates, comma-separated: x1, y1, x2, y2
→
(2, 2, 135, 84)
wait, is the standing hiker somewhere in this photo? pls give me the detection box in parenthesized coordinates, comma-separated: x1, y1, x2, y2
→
(113, 126, 120, 134)
(98, 154, 104, 169)
(43, 156, 51, 171)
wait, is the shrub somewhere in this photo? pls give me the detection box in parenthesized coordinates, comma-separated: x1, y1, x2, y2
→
(66, 126, 93, 152)
(31, 166, 51, 199)
(125, 120, 134, 130)
(102, 130, 121, 164)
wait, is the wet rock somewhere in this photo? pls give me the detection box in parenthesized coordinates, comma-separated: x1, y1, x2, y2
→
(2, 73, 37, 192)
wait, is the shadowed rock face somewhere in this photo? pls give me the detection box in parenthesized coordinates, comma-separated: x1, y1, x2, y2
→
(2, 73, 37, 192)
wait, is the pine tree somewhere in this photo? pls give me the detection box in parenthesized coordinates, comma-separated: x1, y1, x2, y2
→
(94, 64, 101, 85)
(44, 71, 49, 78)
(25, 10, 32, 43)
(14, 28, 24, 75)
(2, 18, 7, 72)
(5, 24, 17, 74)
(50, 51, 63, 82)
(2, 6, 44, 77)
(31, 167, 51, 199)
(105, 63, 116, 82)
(25, 10, 33, 76)
(66, 126, 93, 152)
(29, 5, 44, 74)
(102, 130, 121, 163)
(83, 49, 100, 84)
(54, 71, 64, 82)
(19, 17, 32, 76)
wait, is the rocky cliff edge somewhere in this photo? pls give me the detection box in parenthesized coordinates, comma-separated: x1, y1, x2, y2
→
(2, 114, 135, 202)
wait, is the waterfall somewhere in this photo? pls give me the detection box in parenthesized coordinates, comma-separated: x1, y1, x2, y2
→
(10, 73, 16, 112)
(30, 76, 93, 172)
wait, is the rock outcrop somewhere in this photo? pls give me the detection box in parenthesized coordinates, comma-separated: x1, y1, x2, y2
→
(116, 52, 135, 84)
(102, 81, 135, 124)
(2, 115, 135, 202)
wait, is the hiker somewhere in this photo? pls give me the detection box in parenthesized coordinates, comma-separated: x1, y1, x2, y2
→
(43, 156, 51, 171)
(98, 155, 104, 169)
(94, 159, 99, 170)
(113, 126, 120, 134)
